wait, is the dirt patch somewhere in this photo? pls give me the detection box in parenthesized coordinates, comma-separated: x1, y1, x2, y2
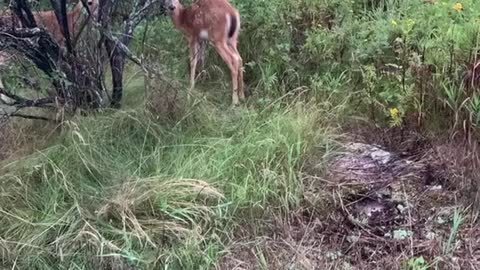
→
(303, 142, 472, 269)
(219, 140, 480, 269)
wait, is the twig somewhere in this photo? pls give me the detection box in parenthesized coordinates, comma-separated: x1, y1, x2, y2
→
(7, 113, 54, 121)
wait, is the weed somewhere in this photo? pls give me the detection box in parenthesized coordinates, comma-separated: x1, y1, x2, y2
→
(443, 208, 464, 255)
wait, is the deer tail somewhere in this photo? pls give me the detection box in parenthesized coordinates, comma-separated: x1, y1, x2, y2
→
(227, 13, 239, 39)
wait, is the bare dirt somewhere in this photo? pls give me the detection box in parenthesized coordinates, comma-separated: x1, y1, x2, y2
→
(218, 129, 480, 270)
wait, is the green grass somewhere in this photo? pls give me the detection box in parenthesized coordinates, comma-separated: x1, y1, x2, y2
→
(443, 207, 464, 255)
(0, 94, 338, 269)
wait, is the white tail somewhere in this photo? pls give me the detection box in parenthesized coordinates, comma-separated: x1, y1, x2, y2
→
(165, 0, 245, 105)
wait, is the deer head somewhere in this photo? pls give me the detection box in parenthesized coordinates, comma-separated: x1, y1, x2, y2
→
(81, 0, 99, 18)
(164, 0, 180, 15)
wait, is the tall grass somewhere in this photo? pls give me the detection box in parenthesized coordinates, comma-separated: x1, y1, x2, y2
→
(0, 98, 337, 269)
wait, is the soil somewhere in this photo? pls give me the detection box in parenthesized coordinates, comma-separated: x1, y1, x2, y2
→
(218, 131, 480, 269)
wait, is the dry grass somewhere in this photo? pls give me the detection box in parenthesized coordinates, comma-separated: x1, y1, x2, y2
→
(96, 177, 224, 244)
(144, 71, 184, 122)
(0, 119, 55, 162)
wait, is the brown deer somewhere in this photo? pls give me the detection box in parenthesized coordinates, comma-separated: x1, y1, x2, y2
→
(165, 0, 245, 105)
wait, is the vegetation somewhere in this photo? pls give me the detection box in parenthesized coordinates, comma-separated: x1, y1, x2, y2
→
(1, 0, 480, 269)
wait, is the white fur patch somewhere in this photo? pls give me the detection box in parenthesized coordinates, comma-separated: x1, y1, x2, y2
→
(199, 30, 209, 39)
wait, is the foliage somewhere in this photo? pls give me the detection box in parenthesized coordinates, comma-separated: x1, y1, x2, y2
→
(404, 256, 428, 270)
(136, 0, 480, 131)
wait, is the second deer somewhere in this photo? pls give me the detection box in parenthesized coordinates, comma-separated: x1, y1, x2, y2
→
(33, 0, 99, 46)
(165, 0, 245, 105)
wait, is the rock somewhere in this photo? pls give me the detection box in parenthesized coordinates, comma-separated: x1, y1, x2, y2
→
(436, 216, 446, 225)
(370, 149, 393, 165)
(327, 142, 412, 184)
(341, 261, 353, 270)
(325, 251, 342, 261)
(425, 231, 436, 240)
(392, 229, 413, 240)
(429, 185, 442, 191)
(347, 233, 360, 243)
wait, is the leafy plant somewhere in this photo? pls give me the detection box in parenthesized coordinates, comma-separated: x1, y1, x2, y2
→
(404, 256, 428, 270)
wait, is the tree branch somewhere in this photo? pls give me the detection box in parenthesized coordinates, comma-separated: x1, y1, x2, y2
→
(95, 0, 168, 107)
(50, 0, 75, 54)
(10, 0, 37, 28)
(0, 27, 62, 76)
(0, 87, 58, 108)
(5, 113, 54, 121)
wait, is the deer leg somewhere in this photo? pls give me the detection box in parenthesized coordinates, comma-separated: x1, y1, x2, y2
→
(237, 58, 244, 101)
(228, 41, 244, 101)
(188, 38, 199, 90)
(186, 38, 199, 103)
(213, 41, 239, 105)
(197, 40, 207, 80)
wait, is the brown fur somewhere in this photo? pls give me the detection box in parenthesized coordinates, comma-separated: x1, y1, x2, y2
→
(167, 0, 245, 105)
(33, 0, 98, 46)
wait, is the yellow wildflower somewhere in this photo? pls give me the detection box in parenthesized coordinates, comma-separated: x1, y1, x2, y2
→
(389, 107, 400, 118)
(452, 3, 463, 12)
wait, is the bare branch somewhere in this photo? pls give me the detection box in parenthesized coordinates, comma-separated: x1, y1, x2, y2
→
(49, 0, 75, 54)
(0, 27, 62, 76)
(10, 0, 37, 28)
(96, 0, 169, 107)
(1, 0, 172, 113)
(5, 113, 54, 121)
(0, 87, 58, 108)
